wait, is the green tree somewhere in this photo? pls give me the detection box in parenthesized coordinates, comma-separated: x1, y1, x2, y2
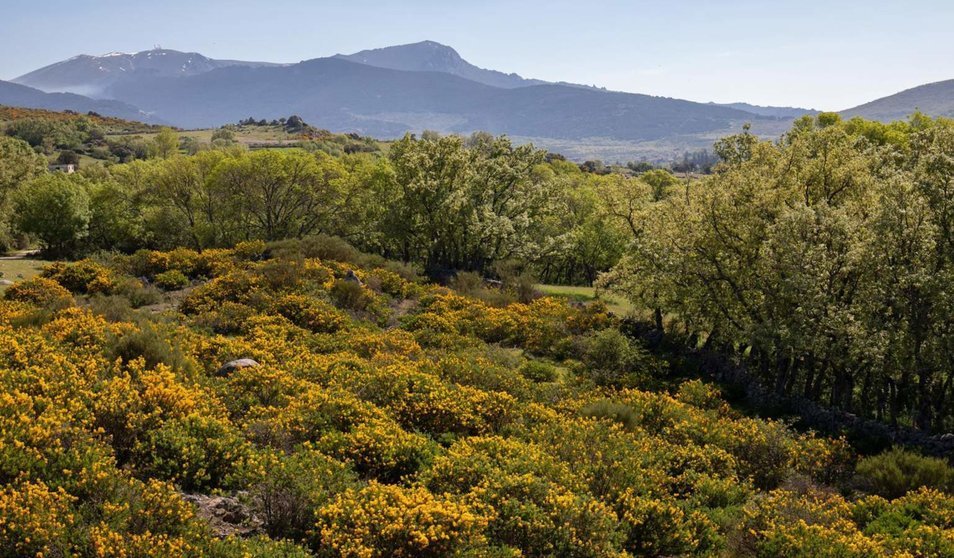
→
(148, 127, 180, 159)
(12, 173, 91, 257)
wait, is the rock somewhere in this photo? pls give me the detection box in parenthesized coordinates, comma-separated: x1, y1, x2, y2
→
(0, 279, 12, 286)
(215, 358, 259, 377)
(344, 269, 362, 286)
(182, 493, 261, 538)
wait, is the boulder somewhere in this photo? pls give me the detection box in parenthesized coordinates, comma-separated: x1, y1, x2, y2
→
(182, 493, 261, 538)
(0, 279, 12, 286)
(344, 269, 363, 286)
(215, 358, 259, 377)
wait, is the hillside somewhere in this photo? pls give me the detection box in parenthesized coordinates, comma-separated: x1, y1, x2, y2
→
(105, 56, 770, 153)
(1, 245, 951, 557)
(12, 43, 790, 161)
(0, 80, 154, 122)
(842, 78, 954, 121)
(334, 40, 546, 89)
(713, 101, 818, 119)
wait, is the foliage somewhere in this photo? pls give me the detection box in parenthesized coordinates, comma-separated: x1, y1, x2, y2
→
(603, 113, 954, 431)
(12, 173, 91, 256)
(855, 448, 954, 499)
(154, 269, 189, 291)
(0, 115, 952, 555)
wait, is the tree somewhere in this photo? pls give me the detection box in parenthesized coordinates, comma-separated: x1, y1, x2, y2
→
(211, 149, 347, 242)
(0, 136, 46, 205)
(12, 173, 91, 257)
(603, 113, 954, 431)
(148, 127, 180, 159)
(385, 133, 547, 275)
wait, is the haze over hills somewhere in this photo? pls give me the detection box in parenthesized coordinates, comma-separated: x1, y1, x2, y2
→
(841, 79, 954, 122)
(13, 49, 280, 98)
(0, 79, 157, 122)
(712, 102, 818, 119)
(11, 40, 950, 160)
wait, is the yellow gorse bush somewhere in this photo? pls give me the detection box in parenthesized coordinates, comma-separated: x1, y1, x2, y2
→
(0, 246, 949, 556)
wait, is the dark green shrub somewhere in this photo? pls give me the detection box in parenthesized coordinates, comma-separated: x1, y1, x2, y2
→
(108, 323, 193, 373)
(579, 328, 663, 388)
(330, 279, 374, 312)
(86, 294, 135, 323)
(191, 302, 258, 335)
(112, 277, 162, 308)
(449, 272, 484, 296)
(856, 448, 954, 498)
(251, 449, 357, 546)
(269, 234, 360, 263)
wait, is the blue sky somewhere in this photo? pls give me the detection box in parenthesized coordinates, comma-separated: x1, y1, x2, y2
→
(2, 0, 953, 110)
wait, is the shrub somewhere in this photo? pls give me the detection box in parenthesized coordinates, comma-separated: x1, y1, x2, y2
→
(4, 276, 72, 308)
(676, 379, 727, 411)
(580, 399, 639, 431)
(316, 482, 487, 558)
(154, 269, 189, 291)
(330, 279, 374, 312)
(86, 294, 135, 323)
(42, 259, 115, 294)
(133, 414, 250, 491)
(855, 448, 954, 498)
(251, 448, 357, 546)
(112, 277, 162, 308)
(519, 360, 558, 383)
(190, 301, 258, 334)
(108, 323, 193, 373)
(579, 328, 662, 388)
(274, 294, 347, 333)
(232, 240, 267, 261)
(269, 234, 361, 264)
(449, 271, 484, 296)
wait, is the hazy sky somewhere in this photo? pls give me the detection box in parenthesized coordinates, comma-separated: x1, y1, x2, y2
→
(3, 0, 953, 110)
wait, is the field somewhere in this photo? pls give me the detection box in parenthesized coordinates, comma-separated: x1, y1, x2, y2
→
(536, 283, 636, 315)
(0, 256, 45, 292)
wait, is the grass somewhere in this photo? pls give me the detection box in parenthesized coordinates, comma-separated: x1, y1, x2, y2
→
(0, 257, 47, 293)
(536, 284, 636, 316)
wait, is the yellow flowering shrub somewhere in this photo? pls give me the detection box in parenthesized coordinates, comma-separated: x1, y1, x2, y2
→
(317, 481, 487, 558)
(0, 246, 949, 556)
(3, 275, 72, 307)
(0, 481, 76, 557)
(42, 259, 116, 294)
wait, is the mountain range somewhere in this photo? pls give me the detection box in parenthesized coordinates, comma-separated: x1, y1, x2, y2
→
(3, 41, 951, 160)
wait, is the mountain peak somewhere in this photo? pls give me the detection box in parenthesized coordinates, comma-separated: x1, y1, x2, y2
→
(334, 41, 543, 89)
(13, 50, 275, 98)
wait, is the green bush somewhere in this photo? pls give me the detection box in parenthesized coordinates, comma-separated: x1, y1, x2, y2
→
(133, 414, 249, 491)
(154, 269, 189, 291)
(112, 277, 162, 308)
(86, 294, 135, 323)
(856, 448, 954, 498)
(580, 399, 639, 430)
(108, 323, 194, 373)
(251, 449, 357, 547)
(330, 278, 374, 312)
(519, 360, 558, 383)
(578, 328, 662, 388)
